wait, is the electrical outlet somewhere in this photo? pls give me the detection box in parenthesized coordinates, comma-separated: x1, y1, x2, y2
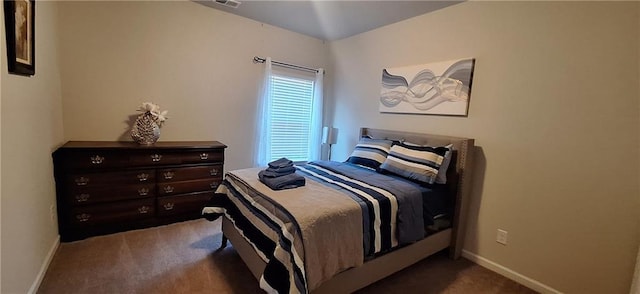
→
(496, 229, 508, 245)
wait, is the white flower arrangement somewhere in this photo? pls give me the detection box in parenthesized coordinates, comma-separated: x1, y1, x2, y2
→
(137, 102, 168, 126)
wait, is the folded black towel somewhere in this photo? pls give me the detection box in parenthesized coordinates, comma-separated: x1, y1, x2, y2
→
(259, 170, 305, 190)
(261, 165, 296, 178)
(268, 157, 293, 169)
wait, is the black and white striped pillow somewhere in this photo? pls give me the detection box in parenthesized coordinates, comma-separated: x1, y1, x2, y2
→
(379, 143, 449, 184)
(346, 138, 393, 170)
(402, 142, 454, 184)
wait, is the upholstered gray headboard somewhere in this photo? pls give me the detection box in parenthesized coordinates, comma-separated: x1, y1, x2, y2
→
(359, 127, 475, 258)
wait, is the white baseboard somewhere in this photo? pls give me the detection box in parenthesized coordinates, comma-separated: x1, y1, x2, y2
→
(461, 249, 561, 294)
(28, 235, 60, 294)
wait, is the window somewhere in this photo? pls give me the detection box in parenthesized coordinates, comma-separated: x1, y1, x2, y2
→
(254, 57, 324, 166)
(255, 58, 323, 166)
(268, 74, 315, 162)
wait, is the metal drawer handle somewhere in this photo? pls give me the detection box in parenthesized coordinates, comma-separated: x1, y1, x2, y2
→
(151, 154, 162, 162)
(210, 168, 219, 176)
(138, 206, 150, 214)
(163, 171, 175, 180)
(200, 153, 209, 160)
(138, 188, 149, 196)
(163, 203, 174, 210)
(137, 173, 149, 182)
(75, 193, 90, 202)
(75, 177, 90, 186)
(76, 213, 91, 222)
(164, 186, 174, 193)
(210, 182, 219, 189)
(90, 155, 104, 165)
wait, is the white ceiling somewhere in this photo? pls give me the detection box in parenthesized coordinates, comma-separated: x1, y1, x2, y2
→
(196, 1, 463, 41)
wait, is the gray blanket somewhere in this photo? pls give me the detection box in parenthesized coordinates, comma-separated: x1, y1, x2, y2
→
(298, 161, 424, 255)
(209, 161, 425, 293)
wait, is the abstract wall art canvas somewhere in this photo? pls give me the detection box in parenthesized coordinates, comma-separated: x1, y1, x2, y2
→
(380, 58, 475, 116)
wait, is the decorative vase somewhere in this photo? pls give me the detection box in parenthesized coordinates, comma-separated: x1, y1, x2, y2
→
(131, 112, 160, 145)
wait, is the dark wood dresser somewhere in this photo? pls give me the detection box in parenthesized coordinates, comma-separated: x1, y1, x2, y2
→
(53, 141, 227, 241)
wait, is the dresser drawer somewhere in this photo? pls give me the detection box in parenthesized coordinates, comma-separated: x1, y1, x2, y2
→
(157, 165, 223, 182)
(53, 141, 226, 241)
(68, 183, 156, 205)
(157, 191, 213, 216)
(61, 151, 130, 169)
(66, 169, 155, 187)
(70, 198, 154, 226)
(181, 151, 224, 164)
(157, 179, 221, 196)
(129, 152, 182, 166)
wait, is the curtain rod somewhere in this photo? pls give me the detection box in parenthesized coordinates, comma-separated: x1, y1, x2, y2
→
(253, 56, 322, 74)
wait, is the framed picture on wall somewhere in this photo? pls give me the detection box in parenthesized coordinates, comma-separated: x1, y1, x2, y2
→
(380, 58, 475, 116)
(4, 0, 35, 76)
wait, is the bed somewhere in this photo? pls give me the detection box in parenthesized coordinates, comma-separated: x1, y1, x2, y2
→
(204, 128, 475, 293)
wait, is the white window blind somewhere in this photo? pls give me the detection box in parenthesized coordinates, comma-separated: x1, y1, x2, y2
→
(268, 74, 315, 162)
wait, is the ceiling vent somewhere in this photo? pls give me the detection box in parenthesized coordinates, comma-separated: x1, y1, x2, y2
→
(214, 0, 241, 9)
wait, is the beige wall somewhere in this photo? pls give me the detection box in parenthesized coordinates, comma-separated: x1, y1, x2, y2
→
(2, 1, 637, 293)
(0, 1, 329, 291)
(633, 246, 640, 294)
(636, 9, 640, 294)
(328, 2, 639, 293)
(57, 0, 330, 171)
(1, 1, 65, 293)
(0, 2, 3, 291)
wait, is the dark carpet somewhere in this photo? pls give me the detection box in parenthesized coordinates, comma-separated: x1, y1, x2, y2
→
(38, 219, 536, 294)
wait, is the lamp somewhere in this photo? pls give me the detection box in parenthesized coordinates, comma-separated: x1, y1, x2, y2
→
(322, 126, 338, 160)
